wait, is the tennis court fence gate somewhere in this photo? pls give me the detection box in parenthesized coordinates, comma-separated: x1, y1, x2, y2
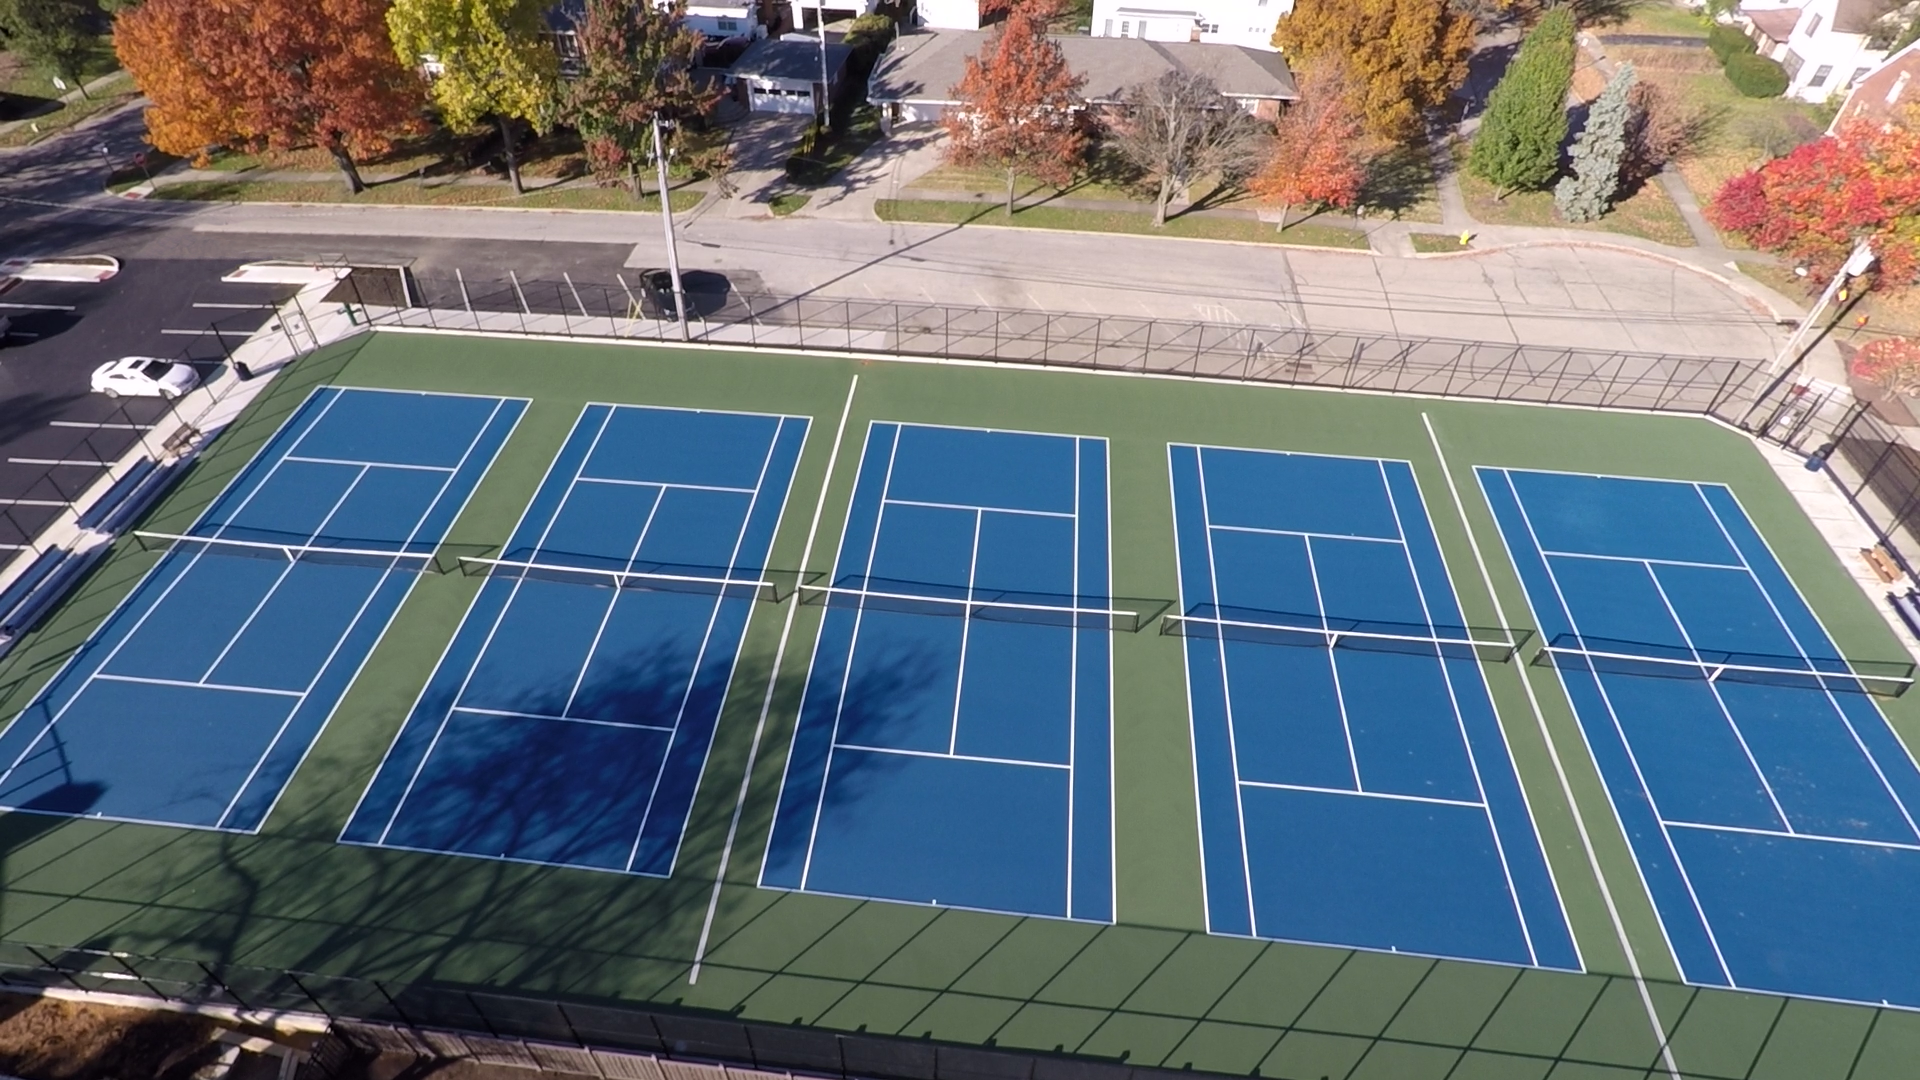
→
(342, 270, 1920, 584)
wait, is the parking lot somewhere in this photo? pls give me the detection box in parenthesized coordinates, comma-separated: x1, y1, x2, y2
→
(0, 258, 291, 571)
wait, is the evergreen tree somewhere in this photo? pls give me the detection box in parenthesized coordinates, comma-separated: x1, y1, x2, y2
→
(1555, 63, 1635, 223)
(1468, 8, 1575, 197)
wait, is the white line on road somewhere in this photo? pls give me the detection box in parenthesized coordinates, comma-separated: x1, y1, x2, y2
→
(48, 421, 147, 430)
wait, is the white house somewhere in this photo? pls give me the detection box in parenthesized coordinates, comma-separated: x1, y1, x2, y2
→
(869, 29, 1297, 131)
(1827, 36, 1920, 130)
(917, 0, 983, 30)
(683, 1, 767, 44)
(1089, 0, 1289, 51)
(1739, 0, 1913, 101)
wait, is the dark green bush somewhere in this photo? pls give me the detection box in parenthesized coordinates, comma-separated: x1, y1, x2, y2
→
(1707, 23, 1756, 62)
(1724, 52, 1789, 97)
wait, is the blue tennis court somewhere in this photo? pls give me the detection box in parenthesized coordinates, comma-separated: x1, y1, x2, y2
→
(1482, 468, 1920, 1007)
(0, 387, 523, 831)
(1171, 445, 1579, 969)
(343, 404, 808, 876)
(761, 423, 1113, 921)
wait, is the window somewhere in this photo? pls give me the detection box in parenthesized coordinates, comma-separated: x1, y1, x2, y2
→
(1809, 64, 1833, 87)
(1892, 71, 1912, 105)
(716, 18, 738, 30)
(1783, 49, 1805, 78)
(1846, 66, 1871, 89)
(1802, 12, 1822, 36)
(1120, 19, 1130, 35)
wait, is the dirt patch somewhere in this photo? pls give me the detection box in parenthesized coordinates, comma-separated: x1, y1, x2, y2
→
(0, 994, 237, 1080)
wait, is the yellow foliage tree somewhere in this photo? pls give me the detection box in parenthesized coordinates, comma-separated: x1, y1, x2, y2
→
(1271, 0, 1474, 142)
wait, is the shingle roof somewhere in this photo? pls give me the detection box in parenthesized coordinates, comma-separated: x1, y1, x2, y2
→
(868, 28, 1298, 105)
(733, 38, 854, 81)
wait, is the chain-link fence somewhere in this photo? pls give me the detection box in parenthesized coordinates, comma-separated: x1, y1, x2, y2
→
(0, 940, 1895, 1080)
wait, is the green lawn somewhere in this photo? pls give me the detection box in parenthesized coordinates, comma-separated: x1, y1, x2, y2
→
(768, 192, 811, 216)
(149, 177, 705, 212)
(0, 34, 120, 102)
(1358, 143, 1444, 224)
(1, 327, 1915, 1080)
(1456, 144, 1698, 247)
(787, 107, 885, 187)
(1592, 0, 1710, 37)
(1412, 232, 1470, 253)
(876, 197, 1372, 249)
(0, 70, 137, 149)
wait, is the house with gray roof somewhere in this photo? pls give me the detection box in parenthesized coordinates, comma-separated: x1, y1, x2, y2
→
(866, 28, 1297, 133)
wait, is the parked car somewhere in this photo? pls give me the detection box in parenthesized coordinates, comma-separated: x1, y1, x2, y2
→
(91, 356, 198, 399)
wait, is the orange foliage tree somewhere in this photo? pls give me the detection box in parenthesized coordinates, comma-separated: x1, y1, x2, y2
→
(941, 0, 1086, 215)
(1271, 0, 1474, 143)
(116, 0, 424, 195)
(1853, 337, 1920, 397)
(1249, 60, 1371, 230)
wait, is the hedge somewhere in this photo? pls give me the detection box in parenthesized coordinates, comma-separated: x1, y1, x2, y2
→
(1707, 23, 1756, 63)
(1725, 52, 1789, 97)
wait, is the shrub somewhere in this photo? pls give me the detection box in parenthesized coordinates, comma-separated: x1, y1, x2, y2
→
(1852, 337, 1920, 397)
(1725, 52, 1789, 97)
(1707, 23, 1756, 63)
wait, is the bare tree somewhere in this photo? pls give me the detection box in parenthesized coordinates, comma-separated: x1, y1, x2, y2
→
(1107, 70, 1270, 226)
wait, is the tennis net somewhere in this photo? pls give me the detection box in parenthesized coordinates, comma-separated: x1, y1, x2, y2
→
(797, 583, 1143, 632)
(1535, 634, 1916, 697)
(133, 531, 436, 572)
(1161, 606, 1522, 662)
(458, 556, 786, 602)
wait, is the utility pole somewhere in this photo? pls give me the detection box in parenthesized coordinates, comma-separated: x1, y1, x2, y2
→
(651, 115, 690, 342)
(816, 0, 830, 125)
(1768, 238, 1876, 374)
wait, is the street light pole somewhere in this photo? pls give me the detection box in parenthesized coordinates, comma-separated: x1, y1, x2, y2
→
(1768, 238, 1876, 374)
(651, 114, 690, 342)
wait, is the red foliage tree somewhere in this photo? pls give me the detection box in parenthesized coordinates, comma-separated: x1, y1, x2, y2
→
(1853, 336, 1920, 397)
(116, 0, 424, 195)
(941, 0, 1086, 214)
(1248, 60, 1370, 230)
(1708, 119, 1920, 288)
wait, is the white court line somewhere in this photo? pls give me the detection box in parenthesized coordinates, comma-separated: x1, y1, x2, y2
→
(1663, 818, 1920, 853)
(1538, 549, 1743, 572)
(220, 396, 521, 830)
(621, 419, 785, 875)
(0, 388, 347, 799)
(1194, 449, 1262, 936)
(886, 497, 1074, 520)
(1695, 485, 1920, 844)
(283, 455, 455, 473)
(1438, 436, 1679, 1080)
(800, 423, 904, 890)
(375, 405, 621, 846)
(697, 376, 858, 984)
(1378, 457, 1538, 967)
(1210, 523, 1401, 545)
(1238, 779, 1484, 809)
(1642, 566, 1797, 833)
(833, 743, 1070, 770)
(561, 488, 666, 719)
(946, 509, 984, 757)
(1298, 532, 1363, 793)
(1503, 469, 1736, 986)
(576, 475, 758, 495)
(453, 706, 674, 733)
(92, 673, 302, 698)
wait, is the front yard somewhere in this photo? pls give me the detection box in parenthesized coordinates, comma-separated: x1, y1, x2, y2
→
(876, 198, 1371, 249)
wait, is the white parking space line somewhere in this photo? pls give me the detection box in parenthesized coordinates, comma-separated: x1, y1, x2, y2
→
(7, 458, 113, 468)
(48, 421, 148, 430)
(0, 302, 76, 312)
(192, 302, 274, 310)
(160, 328, 213, 336)
(0, 499, 66, 507)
